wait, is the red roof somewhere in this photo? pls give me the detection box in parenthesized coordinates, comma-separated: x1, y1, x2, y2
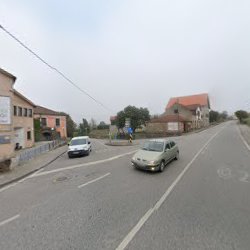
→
(150, 114, 190, 123)
(166, 93, 210, 110)
(34, 105, 64, 116)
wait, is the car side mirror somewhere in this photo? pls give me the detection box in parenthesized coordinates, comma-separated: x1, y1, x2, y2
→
(88, 141, 91, 144)
(68, 143, 70, 146)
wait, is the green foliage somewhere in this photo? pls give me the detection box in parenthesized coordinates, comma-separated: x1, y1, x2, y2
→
(97, 121, 109, 130)
(34, 118, 41, 141)
(209, 110, 229, 123)
(89, 118, 97, 130)
(209, 110, 220, 123)
(116, 106, 150, 132)
(58, 112, 77, 138)
(78, 118, 90, 136)
(235, 110, 249, 123)
(66, 114, 77, 138)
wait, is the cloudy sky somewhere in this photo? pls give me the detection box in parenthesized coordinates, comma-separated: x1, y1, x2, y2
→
(1, 0, 250, 123)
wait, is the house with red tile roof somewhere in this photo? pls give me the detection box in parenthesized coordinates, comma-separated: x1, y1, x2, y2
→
(146, 93, 210, 135)
(34, 106, 67, 140)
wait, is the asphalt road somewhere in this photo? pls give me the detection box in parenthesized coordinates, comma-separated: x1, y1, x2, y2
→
(0, 121, 250, 250)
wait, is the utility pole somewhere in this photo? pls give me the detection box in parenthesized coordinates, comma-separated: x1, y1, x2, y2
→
(177, 98, 180, 135)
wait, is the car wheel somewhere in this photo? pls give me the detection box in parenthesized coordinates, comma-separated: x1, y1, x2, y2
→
(159, 161, 165, 172)
(86, 149, 90, 156)
(175, 151, 179, 160)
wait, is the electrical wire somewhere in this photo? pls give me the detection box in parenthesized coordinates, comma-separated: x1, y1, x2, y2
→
(0, 24, 112, 113)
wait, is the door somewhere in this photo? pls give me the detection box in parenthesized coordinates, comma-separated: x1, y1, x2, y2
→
(14, 128, 25, 148)
(170, 141, 177, 158)
(164, 142, 172, 162)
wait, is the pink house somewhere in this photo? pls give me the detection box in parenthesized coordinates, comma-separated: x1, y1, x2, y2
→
(34, 106, 67, 139)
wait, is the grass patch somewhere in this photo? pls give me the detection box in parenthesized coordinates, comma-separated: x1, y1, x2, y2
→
(89, 129, 109, 139)
(243, 117, 250, 127)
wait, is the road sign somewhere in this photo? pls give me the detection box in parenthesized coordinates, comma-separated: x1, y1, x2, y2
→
(128, 127, 133, 134)
(125, 118, 131, 128)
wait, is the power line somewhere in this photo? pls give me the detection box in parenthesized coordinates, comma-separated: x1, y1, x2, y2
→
(0, 24, 112, 113)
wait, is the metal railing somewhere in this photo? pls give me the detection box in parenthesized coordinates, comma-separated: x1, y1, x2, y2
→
(16, 140, 66, 165)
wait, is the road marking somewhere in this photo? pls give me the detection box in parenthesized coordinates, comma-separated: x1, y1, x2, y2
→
(0, 168, 46, 193)
(0, 183, 17, 193)
(78, 173, 110, 188)
(239, 170, 249, 183)
(0, 214, 20, 227)
(238, 127, 250, 152)
(116, 127, 224, 250)
(30, 150, 138, 178)
(217, 167, 232, 180)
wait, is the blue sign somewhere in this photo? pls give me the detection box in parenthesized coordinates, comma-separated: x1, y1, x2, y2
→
(128, 127, 133, 134)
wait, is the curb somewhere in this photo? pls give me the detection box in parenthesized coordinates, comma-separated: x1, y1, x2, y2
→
(0, 150, 66, 189)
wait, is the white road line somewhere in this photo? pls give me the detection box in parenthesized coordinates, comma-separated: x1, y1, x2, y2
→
(0, 168, 45, 193)
(0, 183, 17, 193)
(115, 127, 224, 250)
(32, 150, 138, 178)
(238, 127, 250, 152)
(78, 173, 111, 188)
(0, 214, 20, 227)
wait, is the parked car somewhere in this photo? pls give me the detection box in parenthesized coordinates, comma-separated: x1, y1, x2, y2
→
(131, 139, 179, 172)
(68, 136, 92, 158)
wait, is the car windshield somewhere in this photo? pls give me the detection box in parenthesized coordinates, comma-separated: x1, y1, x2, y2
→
(142, 141, 164, 152)
(70, 139, 87, 146)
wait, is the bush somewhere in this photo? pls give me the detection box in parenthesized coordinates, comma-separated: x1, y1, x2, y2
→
(242, 118, 250, 127)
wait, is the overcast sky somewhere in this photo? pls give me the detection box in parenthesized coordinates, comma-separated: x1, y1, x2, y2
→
(1, 0, 250, 123)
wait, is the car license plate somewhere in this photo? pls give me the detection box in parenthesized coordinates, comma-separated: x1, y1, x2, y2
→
(73, 151, 79, 154)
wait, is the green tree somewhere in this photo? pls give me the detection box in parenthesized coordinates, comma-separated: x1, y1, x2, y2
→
(34, 118, 41, 141)
(209, 110, 220, 123)
(89, 118, 97, 130)
(78, 118, 90, 135)
(97, 121, 109, 130)
(59, 112, 77, 138)
(235, 110, 249, 123)
(116, 106, 150, 132)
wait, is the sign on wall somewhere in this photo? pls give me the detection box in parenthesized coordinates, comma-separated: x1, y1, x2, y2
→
(168, 122, 178, 131)
(0, 96, 11, 125)
(0, 135, 11, 144)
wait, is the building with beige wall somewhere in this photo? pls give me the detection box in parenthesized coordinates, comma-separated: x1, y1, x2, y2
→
(0, 68, 35, 163)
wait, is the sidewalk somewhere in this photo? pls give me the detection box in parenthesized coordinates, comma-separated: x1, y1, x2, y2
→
(0, 145, 67, 188)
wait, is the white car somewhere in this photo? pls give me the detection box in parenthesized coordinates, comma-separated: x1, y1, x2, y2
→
(68, 136, 92, 158)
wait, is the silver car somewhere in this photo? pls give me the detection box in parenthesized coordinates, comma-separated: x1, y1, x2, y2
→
(131, 139, 179, 172)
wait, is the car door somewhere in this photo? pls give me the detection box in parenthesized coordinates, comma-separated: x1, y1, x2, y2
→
(164, 142, 172, 162)
(170, 141, 177, 158)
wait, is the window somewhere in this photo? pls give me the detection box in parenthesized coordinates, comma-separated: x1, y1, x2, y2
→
(13, 106, 17, 116)
(170, 141, 176, 148)
(165, 143, 171, 150)
(18, 107, 22, 116)
(27, 131, 31, 140)
(41, 118, 47, 126)
(142, 141, 164, 152)
(56, 118, 60, 127)
(28, 109, 33, 117)
(24, 108, 28, 117)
